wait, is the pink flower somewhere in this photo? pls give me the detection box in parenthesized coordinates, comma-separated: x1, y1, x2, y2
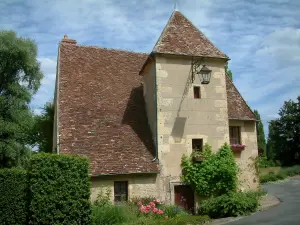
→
(146, 205, 151, 210)
(139, 206, 146, 212)
(153, 208, 159, 213)
(137, 201, 142, 206)
(155, 199, 161, 204)
(157, 209, 164, 215)
(149, 201, 155, 208)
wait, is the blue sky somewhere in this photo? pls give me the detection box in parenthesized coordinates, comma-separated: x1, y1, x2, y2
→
(1, 0, 299, 135)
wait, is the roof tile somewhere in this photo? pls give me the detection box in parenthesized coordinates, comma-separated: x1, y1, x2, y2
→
(58, 43, 159, 175)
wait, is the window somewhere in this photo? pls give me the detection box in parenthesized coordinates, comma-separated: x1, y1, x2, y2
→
(229, 126, 241, 144)
(114, 181, 128, 202)
(192, 139, 203, 151)
(193, 86, 201, 99)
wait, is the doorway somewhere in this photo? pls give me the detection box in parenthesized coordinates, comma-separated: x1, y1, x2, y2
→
(174, 185, 194, 213)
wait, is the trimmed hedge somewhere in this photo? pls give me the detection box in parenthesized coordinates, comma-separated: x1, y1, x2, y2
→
(0, 168, 28, 225)
(28, 153, 92, 225)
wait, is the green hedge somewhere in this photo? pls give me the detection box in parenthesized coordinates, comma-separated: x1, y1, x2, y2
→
(28, 153, 92, 225)
(0, 168, 28, 225)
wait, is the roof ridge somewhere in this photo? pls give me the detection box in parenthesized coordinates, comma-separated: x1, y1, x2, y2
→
(60, 42, 149, 56)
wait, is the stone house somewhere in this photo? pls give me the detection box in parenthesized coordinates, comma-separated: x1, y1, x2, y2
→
(53, 10, 258, 211)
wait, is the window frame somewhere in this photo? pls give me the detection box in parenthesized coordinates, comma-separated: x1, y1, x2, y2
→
(114, 181, 128, 202)
(229, 126, 241, 145)
(193, 86, 201, 99)
(192, 139, 203, 152)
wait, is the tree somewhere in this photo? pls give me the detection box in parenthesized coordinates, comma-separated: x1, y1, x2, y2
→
(0, 30, 43, 168)
(253, 110, 266, 155)
(268, 97, 300, 166)
(225, 65, 233, 80)
(266, 121, 276, 160)
(32, 102, 54, 153)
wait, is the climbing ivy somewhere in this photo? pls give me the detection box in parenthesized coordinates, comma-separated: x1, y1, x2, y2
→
(181, 143, 238, 197)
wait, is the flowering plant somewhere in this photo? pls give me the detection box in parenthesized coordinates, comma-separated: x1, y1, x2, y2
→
(137, 199, 164, 215)
(230, 144, 246, 148)
(230, 144, 246, 151)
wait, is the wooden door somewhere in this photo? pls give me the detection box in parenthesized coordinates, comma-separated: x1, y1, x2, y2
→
(174, 185, 194, 213)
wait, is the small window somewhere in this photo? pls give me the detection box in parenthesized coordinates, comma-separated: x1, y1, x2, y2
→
(192, 139, 203, 151)
(230, 126, 241, 144)
(114, 181, 128, 202)
(193, 86, 200, 99)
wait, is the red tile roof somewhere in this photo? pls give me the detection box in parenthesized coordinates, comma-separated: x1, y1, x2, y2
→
(58, 43, 159, 175)
(57, 43, 255, 176)
(226, 75, 256, 120)
(153, 11, 228, 59)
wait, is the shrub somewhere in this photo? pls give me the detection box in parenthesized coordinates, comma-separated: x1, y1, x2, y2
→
(181, 143, 238, 197)
(28, 153, 91, 225)
(259, 171, 288, 183)
(0, 168, 28, 225)
(92, 203, 136, 225)
(281, 165, 300, 177)
(199, 191, 259, 218)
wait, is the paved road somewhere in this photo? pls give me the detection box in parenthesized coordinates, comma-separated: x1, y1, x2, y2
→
(228, 178, 300, 225)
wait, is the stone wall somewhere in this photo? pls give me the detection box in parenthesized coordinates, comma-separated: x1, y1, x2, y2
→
(91, 174, 158, 202)
(229, 120, 259, 191)
(142, 59, 156, 140)
(154, 54, 229, 203)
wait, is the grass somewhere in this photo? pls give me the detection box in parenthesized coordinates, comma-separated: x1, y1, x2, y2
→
(260, 165, 300, 184)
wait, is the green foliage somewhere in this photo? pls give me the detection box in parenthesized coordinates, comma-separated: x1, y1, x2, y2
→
(31, 102, 54, 153)
(225, 65, 233, 81)
(160, 205, 188, 218)
(260, 165, 300, 183)
(0, 168, 28, 225)
(199, 191, 259, 218)
(181, 143, 238, 197)
(259, 171, 287, 183)
(267, 97, 300, 166)
(258, 156, 280, 168)
(92, 203, 137, 225)
(123, 215, 210, 225)
(0, 30, 43, 168)
(161, 215, 210, 225)
(28, 153, 91, 225)
(253, 110, 266, 155)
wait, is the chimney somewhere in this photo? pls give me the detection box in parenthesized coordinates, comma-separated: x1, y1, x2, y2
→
(61, 34, 77, 45)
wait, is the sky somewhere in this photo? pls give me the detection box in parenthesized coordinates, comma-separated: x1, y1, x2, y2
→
(1, 0, 299, 136)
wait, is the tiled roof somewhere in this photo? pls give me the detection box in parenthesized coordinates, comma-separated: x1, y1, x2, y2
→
(226, 75, 257, 121)
(153, 11, 228, 59)
(58, 42, 159, 175)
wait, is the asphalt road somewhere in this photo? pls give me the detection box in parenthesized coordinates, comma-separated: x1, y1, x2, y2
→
(228, 178, 300, 225)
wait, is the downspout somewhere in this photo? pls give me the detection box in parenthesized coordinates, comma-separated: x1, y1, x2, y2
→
(152, 56, 159, 162)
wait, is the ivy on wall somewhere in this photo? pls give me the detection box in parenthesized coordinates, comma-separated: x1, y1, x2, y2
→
(181, 143, 238, 197)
